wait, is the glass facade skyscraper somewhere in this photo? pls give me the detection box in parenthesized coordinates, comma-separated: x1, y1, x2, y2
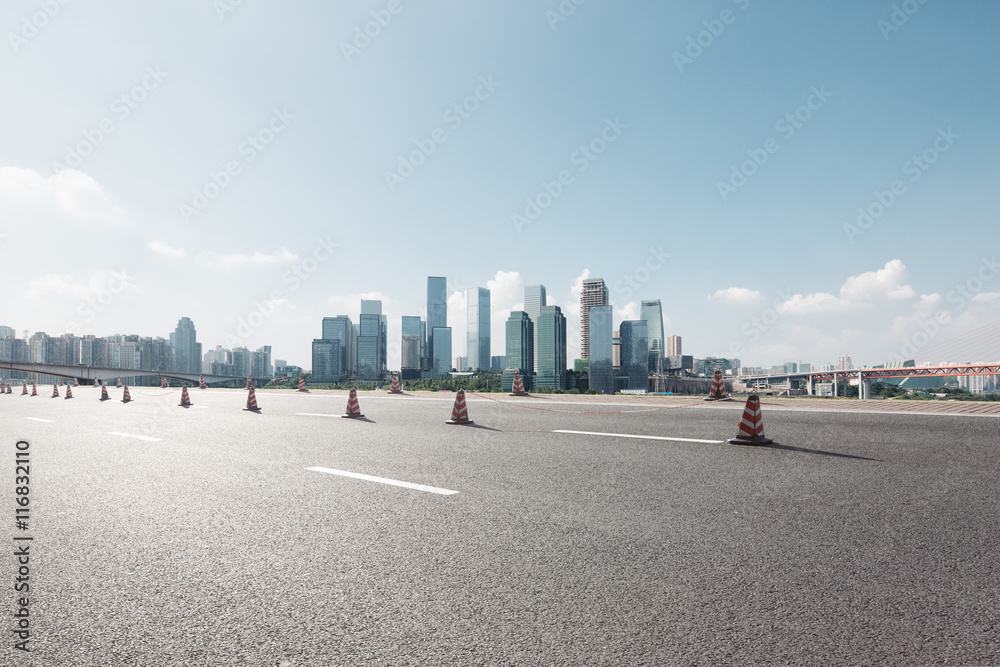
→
(311, 339, 341, 383)
(503, 311, 533, 391)
(466, 287, 490, 371)
(427, 277, 447, 362)
(169, 316, 201, 374)
(619, 320, 649, 391)
(588, 305, 613, 393)
(640, 300, 665, 370)
(536, 305, 567, 390)
(357, 300, 383, 380)
(524, 284, 546, 373)
(322, 315, 354, 379)
(401, 316, 422, 371)
(431, 327, 452, 378)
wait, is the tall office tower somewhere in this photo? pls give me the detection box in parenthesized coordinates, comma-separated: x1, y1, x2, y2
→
(588, 305, 613, 394)
(524, 284, 547, 372)
(251, 345, 272, 377)
(640, 300, 665, 369)
(536, 305, 567, 390)
(401, 316, 422, 372)
(0, 325, 14, 338)
(491, 356, 506, 371)
(838, 355, 853, 371)
(619, 320, 649, 391)
(580, 278, 608, 360)
(431, 327, 452, 379)
(466, 287, 491, 371)
(612, 330, 621, 369)
(665, 335, 682, 357)
(169, 317, 201, 373)
(322, 316, 355, 379)
(503, 311, 534, 391)
(357, 300, 383, 380)
(427, 277, 447, 362)
(311, 339, 341, 383)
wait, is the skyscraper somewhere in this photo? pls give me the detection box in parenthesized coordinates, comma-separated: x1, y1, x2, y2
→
(322, 315, 354, 379)
(580, 278, 608, 360)
(588, 305, 613, 393)
(524, 284, 547, 372)
(311, 339, 341, 383)
(619, 320, 649, 391)
(169, 317, 201, 374)
(536, 305, 567, 390)
(504, 311, 533, 391)
(432, 327, 452, 378)
(640, 300, 665, 369)
(401, 316, 422, 373)
(665, 335, 682, 357)
(427, 276, 447, 361)
(357, 300, 383, 380)
(466, 287, 490, 371)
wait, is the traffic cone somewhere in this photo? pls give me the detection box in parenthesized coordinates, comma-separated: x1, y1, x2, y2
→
(31, 384, 37, 396)
(52, 384, 60, 398)
(342, 389, 364, 418)
(116, 377, 122, 387)
(244, 386, 262, 412)
(446, 389, 474, 425)
(509, 372, 528, 397)
(200, 375, 206, 390)
(122, 386, 132, 403)
(65, 385, 74, 399)
(728, 393, 773, 446)
(162, 377, 168, 388)
(389, 374, 403, 394)
(59, 378, 63, 386)
(246, 375, 252, 390)
(22, 384, 28, 395)
(5, 384, 10, 394)
(704, 370, 732, 401)
(298, 375, 308, 392)
(73, 378, 79, 387)
(178, 386, 192, 407)
(100, 385, 110, 401)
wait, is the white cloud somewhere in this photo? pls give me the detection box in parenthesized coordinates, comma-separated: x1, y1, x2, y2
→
(777, 260, 917, 316)
(972, 292, 1000, 303)
(708, 287, 763, 304)
(616, 301, 640, 323)
(195, 248, 298, 270)
(0, 166, 126, 223)
(147, 240, 186, 259)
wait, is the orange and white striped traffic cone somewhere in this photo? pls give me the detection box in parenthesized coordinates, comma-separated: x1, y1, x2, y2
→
(122, 386, 132, 403)
(728, 393, 773, 446)
(178, 386, 192, 407)
(389, 374, 403, 394)
(298, 375, 308, 392)
(52, 384, 60, 398)
(162, 377, 168, 388)
(446, 389, 474, 425)
(65, 385, 74, 399)
(100, 385, 110, 401)
(342, 388, 364, 418)
(244, 386, 262, 412)
(704, 370, 731, 401)
(116, 377, 122, 387)
(509, 372, 528, 396)
(246, 375, 252, 390)
(58, 379, 63, 386)
(73, 378, 79, 387)
(22, 383, 28, 395)
(30, 384, 37, 396)
(199, 375, 206, 390)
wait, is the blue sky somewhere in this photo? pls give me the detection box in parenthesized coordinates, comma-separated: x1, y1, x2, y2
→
(1, 0, 998, 370)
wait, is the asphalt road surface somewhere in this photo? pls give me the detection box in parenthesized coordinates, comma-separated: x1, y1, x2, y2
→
(3, 386, 999, 665)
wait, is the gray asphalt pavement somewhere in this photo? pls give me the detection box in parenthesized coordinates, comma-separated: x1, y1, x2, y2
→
(3, 387, 999, 665)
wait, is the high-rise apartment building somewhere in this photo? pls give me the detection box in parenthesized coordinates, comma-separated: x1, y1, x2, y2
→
(580, 278, 608, 360)
(466, 287, 490, 371)
(588, 305, 613, 393)
(427, 277, 447, 362)
(838, 355, 853, 371)
(524, 284, 546, 372)
(619, 320, 649, 391)
(169, 317, 201, 374)
(536, 305, 567, 390)
(665, 335, 682, 357)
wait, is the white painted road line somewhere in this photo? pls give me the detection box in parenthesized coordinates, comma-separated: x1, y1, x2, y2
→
(306, 467, 459, 496)
(25, 417, 53, 423)
(296, 412, 339, 418)
(553, 429, 723, 444)
(108, 432, 161, 442)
